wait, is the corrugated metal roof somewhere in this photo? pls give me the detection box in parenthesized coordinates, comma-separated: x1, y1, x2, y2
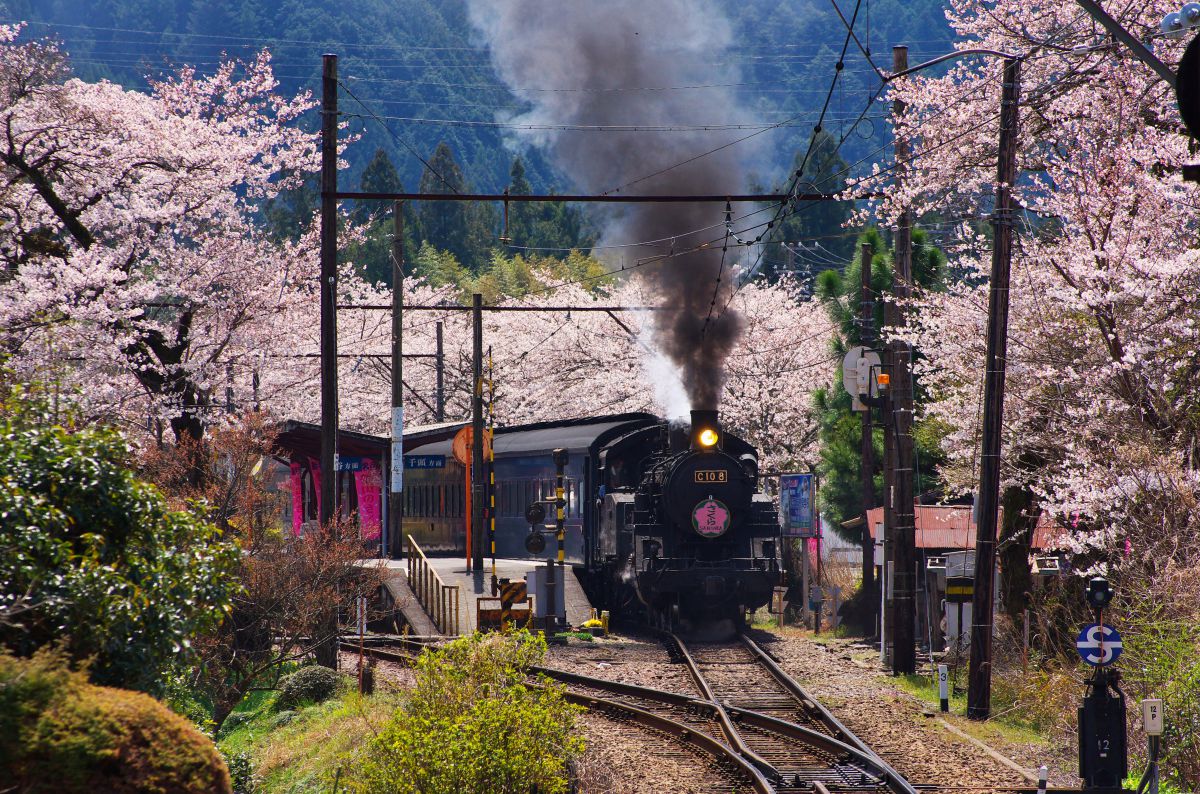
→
(865, 504, 1063, 550)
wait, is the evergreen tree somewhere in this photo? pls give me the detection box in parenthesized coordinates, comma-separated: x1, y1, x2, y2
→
(503, 156, 595, 257)
(813, 227, 946, 543)
(346, 148, 419, 286)
(352, 147, 403, 225)
(506, 156, 535, 249)
(416, 142, 472, 265)
(764, 131, 856, 282)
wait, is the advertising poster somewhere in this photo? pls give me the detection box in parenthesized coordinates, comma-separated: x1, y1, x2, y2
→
(779, 473, 816, 537)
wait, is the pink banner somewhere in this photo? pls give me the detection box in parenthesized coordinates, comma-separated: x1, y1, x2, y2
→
(355, 459, 382, 541)
(307, 456, 322, 527)
(289, 462, 303, 536)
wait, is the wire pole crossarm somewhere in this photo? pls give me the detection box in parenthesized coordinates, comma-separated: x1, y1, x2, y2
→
(336, 304, 666, 311)
(884, 48, 1023, 82)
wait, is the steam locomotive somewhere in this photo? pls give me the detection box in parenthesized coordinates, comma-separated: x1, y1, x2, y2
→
(591, 409, 781, 631)
(397, 410, 782, 632)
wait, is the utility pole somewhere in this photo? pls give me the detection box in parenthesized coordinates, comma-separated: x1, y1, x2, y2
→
(859, 241, 877, 591)
(968, 57, 1022, 720)
(318, 53, 338, 529)
(435, 321, 445, 422)
(389, 201, 404, 559)
(888, 44, 917, 676)
(471, 293, 485, 572)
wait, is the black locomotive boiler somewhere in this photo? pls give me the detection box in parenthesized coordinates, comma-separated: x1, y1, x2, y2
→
(592, 409, 781, 631)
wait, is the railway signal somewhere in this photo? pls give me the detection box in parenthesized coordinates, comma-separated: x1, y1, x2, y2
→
(1075, 576, 1129, 791)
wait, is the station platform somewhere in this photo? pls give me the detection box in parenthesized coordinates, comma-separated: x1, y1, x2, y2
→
(379, 557, 595, 635)
(379, 570, 440, 636)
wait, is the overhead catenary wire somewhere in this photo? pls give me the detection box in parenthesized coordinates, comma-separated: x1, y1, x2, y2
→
(337, 78, 461, 195)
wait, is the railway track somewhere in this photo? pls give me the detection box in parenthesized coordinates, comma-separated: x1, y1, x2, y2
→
(663, 632, 916, 793)
(342, 634, 917, 794)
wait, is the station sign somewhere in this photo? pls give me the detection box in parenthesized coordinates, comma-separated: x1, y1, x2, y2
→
(1076, 623, 1123, 667)
(404, 454, 447, 469)
(945, 576, 974, 603)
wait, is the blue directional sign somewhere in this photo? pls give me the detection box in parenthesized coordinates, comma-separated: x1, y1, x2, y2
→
(403, 454, 446, 469)
(1076, 623, 1123, 667)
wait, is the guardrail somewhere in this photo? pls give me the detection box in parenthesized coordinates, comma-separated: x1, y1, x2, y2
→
(405, 534, 460, 636)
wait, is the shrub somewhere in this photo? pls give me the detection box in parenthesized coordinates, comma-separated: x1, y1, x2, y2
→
(0, 650, 231, 793)
(354, 631, 583, 794)
(277, 665, 342, 709)
(221, 749, 259, 794)
(0, 388, 239, 692)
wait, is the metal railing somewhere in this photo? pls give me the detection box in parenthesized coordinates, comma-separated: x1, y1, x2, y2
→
(406, 534, 460, 636)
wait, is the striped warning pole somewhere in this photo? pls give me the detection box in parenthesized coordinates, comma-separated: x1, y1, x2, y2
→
(552, 448, 568, 631)
(486, 347, 497, 594)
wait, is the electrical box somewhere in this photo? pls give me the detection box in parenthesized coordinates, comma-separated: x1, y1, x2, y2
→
(1078, 677, 1128, 789)
(525, 564, 565, 621)
(1142, 698, 1164, 736)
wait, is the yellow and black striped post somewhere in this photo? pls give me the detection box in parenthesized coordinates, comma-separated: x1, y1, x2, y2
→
(552, 448, 568, 630)
(486, 347, 497, 594)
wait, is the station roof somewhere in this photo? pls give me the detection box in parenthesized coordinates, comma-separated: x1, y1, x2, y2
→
(865, 504, 1064, 551)
(407, 412, 658, 458)
(275, 413, 659, 464)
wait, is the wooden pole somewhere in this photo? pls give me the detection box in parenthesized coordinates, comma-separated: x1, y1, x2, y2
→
(435, 321, 445, 422)
(888, 45, 917, 676)
(859, 242, 877, 591)
(389, 202, 404, 559)
(318, 53, 339, 529)
(471, 293, 485, 571)
(967, 57, 1022, 720)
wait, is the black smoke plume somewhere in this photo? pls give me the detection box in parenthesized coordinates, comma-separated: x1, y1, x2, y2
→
(467, 1, 758, 409)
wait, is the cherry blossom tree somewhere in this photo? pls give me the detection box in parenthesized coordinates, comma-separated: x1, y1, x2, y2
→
(0, 25, 327, 444)
(857, 2, 1200, 580)
(300, 265, 834, 473)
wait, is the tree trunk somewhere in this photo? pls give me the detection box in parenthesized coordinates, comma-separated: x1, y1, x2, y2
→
(998, 484, 1038, 620)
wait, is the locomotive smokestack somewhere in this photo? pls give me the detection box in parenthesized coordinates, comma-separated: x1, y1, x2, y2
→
(690, 409, 720, 450)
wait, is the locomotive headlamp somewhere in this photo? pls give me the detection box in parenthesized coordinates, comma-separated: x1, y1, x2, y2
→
(690, 409, 721, 450)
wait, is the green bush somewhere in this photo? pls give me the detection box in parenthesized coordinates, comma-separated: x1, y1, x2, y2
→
(353, 631, 583, 794)
(0, 387, 239, 692)
(0, 650, 231, 793)
(221, 748, 258, 794)
(1121, 611, 1200, 788)
(277, 665, 341, 709)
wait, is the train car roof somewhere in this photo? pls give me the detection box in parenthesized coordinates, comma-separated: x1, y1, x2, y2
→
(406, 412, 659, 458)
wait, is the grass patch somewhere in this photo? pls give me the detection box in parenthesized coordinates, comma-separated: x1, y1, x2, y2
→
(218, 685, 397, 793)
(890, 673, 1047, 747)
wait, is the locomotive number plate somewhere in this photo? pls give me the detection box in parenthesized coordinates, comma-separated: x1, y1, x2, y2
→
(694, 470, 728, 483)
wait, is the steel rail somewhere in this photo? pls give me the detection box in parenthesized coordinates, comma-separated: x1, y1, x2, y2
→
(347, 642, 768, 792)
(542, 685, 773, 794)
(736, 633, 918, 794)
(348, 636, 916, 794)
(534, 665, 904, 789)
(667, 631, 782, 783)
